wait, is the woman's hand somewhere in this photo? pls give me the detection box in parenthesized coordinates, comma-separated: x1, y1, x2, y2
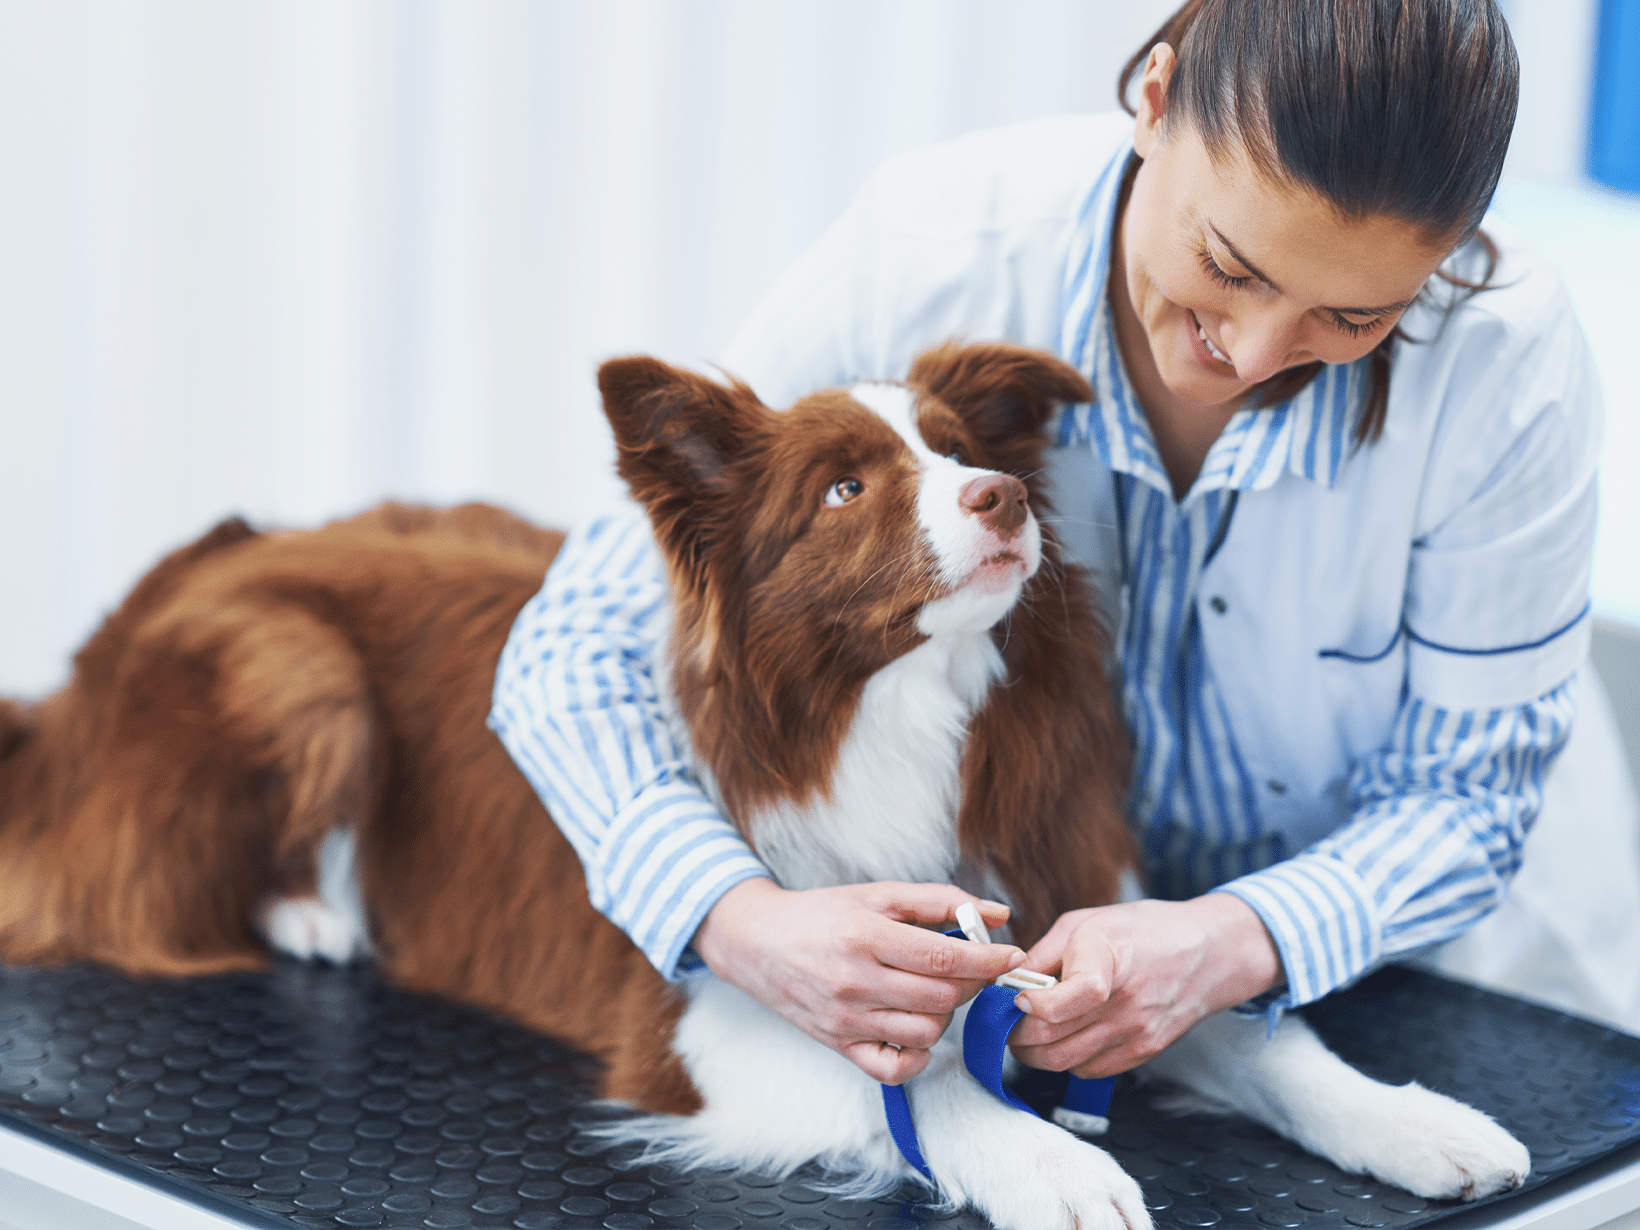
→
(693, 878, 1027, 1084)
(1008, 893, 1283, 1078)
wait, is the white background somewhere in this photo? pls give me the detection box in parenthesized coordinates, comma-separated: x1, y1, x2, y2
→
(0, 0, 1634, 697)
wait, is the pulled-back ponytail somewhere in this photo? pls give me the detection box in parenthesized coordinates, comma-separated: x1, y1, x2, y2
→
(1118, 0, 1519, 443)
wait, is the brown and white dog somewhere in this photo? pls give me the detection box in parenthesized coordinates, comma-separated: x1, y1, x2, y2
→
(0, 343, 1528, 1228)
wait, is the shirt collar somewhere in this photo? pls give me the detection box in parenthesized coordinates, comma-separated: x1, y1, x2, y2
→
(1054, 141, 1364, 495)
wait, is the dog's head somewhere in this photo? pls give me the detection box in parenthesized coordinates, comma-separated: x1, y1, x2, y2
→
(597, 341, 1092, 808)
(600, 340, 1089, 654)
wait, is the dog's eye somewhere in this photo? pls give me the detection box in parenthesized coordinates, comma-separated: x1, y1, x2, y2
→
(825, 477, 864, 507)
(946, 448, 965, 466)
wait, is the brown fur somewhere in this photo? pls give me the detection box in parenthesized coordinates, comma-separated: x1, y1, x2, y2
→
(0, 341, 1131, 1124)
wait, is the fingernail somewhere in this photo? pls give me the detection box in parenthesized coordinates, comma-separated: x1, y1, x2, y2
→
(980, 899, 1008, 912)
(1007, 951, 1028, 969)
(1014, 994, 1033, 1015)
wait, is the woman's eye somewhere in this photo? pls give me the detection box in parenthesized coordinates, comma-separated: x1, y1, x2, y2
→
(1198, 247, 1252, 290)
(1328, 311, 1389, 339)
(825, 477, 864, 507)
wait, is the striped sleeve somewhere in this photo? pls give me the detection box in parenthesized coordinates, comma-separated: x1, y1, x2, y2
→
(1218, 679, 1577, 1007)
(487, 507, 771, 980)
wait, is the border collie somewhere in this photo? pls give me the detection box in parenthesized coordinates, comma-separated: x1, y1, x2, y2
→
(0, 343, 1528, 1228)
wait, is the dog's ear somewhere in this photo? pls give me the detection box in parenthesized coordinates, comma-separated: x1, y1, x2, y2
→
(907, 342, 1092, 478)
(598, 356, 771, 573)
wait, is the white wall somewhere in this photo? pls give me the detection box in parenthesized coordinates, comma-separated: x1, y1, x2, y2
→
(0, 0, 1633, 696)
(0, 0, 1179, 697)
(1501, 0, 1602, 186)
(1496, 0, 1640, 627)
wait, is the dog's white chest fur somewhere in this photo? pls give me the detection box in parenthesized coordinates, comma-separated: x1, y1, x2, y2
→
(653, 591, 1004, 891)
(746, 628, 1004, 889)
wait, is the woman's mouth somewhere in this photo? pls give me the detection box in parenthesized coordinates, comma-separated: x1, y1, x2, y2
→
(1187, 310, 1233, 367)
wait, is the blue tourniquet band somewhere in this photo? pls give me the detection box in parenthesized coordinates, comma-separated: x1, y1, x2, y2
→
(880, 1083, 933, 1179)
(1064, 1071, 1116, 1120)
(879, 930, 1116, 1179)
(961, 984, 1037, 1114)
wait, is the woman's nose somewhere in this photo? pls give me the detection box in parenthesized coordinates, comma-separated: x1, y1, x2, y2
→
(1224, 312, 1302, 385)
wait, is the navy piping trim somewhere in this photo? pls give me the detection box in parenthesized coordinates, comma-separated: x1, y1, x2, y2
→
(1318, 625, 1403, 664)
(1402, 601, 1591, 657)
(1318, 601, 1592, 665)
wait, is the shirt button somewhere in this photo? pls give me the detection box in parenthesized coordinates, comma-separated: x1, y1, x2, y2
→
(1267, 780, 1288, 795)
(1210, 596, 1229, 614)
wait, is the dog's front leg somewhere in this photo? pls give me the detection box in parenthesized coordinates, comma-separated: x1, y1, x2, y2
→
(1145, 1010, 1530, 1201)
(909, 1034, 1151, 1230)
(653, 979, 911, 1186)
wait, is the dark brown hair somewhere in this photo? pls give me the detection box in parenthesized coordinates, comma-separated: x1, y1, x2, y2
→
(1119, 0, 1519, 443)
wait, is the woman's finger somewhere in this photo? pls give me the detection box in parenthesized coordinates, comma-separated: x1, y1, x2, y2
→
(849, 967, 980, 1016)
(867, 882, 1013, 930)
(868, 916, 1025, 982)
(844, 1007, 953, 1053)
(1013, 1017, 1134, 1075)
(1016, 962, 1115, 1024)
(1021, 907, 1087, 976)
(842, 1039, 933, 1084)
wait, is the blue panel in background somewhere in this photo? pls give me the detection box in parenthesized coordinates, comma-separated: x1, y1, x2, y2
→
(1590, 0, 1640, 192)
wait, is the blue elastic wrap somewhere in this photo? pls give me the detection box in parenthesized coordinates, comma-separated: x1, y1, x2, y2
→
(1064, 1071, 1116, 1119)
(880, 1083, 933, 1179)
(879, 929, 1115, 1180)
(961, 984, 1037, 1113)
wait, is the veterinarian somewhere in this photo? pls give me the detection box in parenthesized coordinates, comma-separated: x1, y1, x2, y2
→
(492, 0, 1609, 1085)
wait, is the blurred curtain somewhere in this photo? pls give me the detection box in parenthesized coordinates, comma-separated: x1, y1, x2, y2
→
(0, 0, 1174, 695)
(1, 1, 1623, 692)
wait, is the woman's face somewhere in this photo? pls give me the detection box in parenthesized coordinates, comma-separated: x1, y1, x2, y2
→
(1121, 47, 1455, 410)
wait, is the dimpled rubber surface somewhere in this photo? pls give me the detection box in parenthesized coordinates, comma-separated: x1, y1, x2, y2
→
(0, 961, 1637, 1230)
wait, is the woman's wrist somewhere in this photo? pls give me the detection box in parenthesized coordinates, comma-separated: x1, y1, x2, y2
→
(692, 876, 780, 978)
(1194, 891, 1284, 1011)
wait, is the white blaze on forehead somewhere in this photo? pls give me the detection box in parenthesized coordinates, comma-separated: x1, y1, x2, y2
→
(847, 382, 1041, 623)
(848, 382, 944, 464)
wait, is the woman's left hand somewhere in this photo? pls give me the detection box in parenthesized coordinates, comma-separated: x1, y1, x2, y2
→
(1008, 893, 1284, 1078)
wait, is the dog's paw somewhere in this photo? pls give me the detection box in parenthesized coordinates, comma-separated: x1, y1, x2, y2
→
(1354, 1082, 1530, 1201)
(256, 895, 368, 963)
(956, 1126, 1152, 1230)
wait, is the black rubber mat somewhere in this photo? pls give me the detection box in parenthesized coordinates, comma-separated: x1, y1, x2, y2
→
(0, 959, 1636, 1229)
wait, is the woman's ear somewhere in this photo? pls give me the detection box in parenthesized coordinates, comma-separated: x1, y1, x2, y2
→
(1132, 42, 1176, 159)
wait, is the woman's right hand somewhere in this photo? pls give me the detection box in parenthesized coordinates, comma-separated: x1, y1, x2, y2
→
(692, 878, 1026, 1083)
